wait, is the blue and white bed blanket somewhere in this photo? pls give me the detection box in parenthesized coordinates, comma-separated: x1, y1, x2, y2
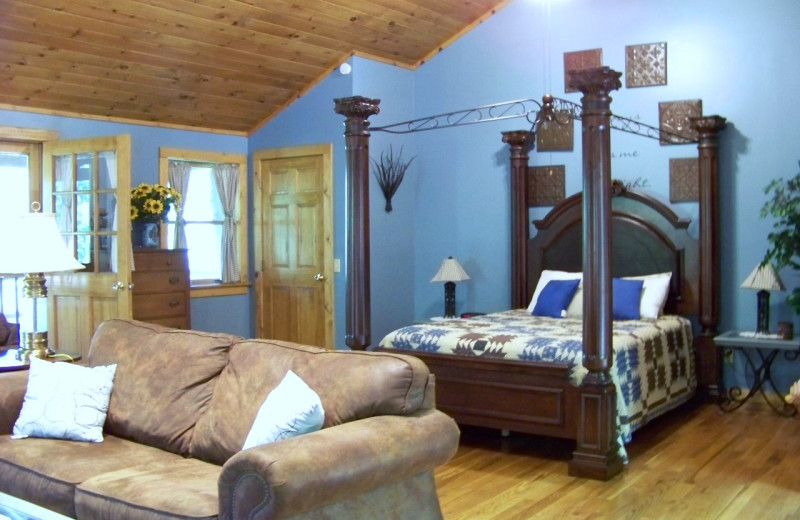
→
(378, 309, 696, 445)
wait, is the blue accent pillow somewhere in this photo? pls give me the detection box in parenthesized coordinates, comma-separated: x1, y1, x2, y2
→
(532, 279, 581, 318)
(613, 278, 645, 320)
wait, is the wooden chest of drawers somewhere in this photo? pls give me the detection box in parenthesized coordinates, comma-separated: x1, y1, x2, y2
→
(132, 249, 191, 329)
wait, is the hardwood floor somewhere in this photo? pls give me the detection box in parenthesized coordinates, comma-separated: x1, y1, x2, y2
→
(435, 400, 800, 519)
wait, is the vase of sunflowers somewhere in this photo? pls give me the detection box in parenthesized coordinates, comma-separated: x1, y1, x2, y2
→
(130, 183, 180, 249)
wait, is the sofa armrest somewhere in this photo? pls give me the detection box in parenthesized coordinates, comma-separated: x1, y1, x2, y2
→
(218, 408, 459, 520)
(0, 370, 29, 434)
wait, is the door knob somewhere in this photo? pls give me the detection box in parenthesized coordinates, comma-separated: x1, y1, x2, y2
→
(111, 281, 125, 291)
(314, 273, 325, 281)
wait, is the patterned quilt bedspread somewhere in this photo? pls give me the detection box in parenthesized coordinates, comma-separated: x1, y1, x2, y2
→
(378, 309, 696, 444)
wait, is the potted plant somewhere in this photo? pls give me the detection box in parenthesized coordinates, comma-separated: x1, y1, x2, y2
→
(761, 163, 800, 314)
(130, 183, 180, 248)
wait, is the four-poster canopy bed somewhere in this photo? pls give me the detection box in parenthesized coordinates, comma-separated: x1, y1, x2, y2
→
(334, 67, 727, 480)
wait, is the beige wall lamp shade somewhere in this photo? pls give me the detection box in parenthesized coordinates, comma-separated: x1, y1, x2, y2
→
(0, 212, 85, 275)
(0, 211, 84, 359)
(740, 262, 784, 334)
(431, 256, 470, 318)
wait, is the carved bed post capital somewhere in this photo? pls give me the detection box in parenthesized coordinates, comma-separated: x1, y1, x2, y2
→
(691, 114, 727, 397)
(334, 96, 381, 350)
(567, 66, 623, 99)
(502, 130, 534, 309)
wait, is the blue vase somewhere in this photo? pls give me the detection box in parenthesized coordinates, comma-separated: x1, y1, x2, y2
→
(132, 222, 160, 249)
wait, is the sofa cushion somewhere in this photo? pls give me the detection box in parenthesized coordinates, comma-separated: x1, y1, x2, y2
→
(87, 319, 239, 456)
(190, 339, 432, 464)
(76, 458, 220, 520)
(0, 434, 185, 518)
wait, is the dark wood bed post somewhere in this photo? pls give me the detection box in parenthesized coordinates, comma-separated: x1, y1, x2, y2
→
(567, 67, 625, 480)
(692, 115, 727, 398)
(334, 96, 381, 351)
(502, 130, 534, 309)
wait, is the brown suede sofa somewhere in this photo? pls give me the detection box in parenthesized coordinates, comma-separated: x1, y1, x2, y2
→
(0, 319, 460, 519)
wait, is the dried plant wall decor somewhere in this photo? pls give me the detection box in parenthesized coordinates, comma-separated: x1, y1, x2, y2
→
(371, 145, 415, 212)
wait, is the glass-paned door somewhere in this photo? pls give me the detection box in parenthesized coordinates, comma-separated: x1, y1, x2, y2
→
(43, 135, 132, 359)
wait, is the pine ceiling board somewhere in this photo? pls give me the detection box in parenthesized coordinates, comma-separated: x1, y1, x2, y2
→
(277, 0, 451, 49)
(0, 82, 260, 131)
(0, 73, 268, 117)
(0, 16, 310, 89)
(9, 1, 324, 82)
(0, 39, 297, 102)
(99, 0, 340, 71)
(225, 0, 428, 66)
(0, 45, 293, 103)
(2, 61, 278, 113)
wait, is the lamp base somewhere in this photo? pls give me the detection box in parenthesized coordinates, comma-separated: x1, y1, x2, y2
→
(18, 332, 52, 360)
(756, 290, 770, 334)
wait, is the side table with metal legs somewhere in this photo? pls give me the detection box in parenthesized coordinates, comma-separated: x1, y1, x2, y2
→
(714, 330, 800, 417)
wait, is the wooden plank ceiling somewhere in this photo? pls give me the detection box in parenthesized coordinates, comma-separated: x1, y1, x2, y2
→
(0, 0, 510, 135)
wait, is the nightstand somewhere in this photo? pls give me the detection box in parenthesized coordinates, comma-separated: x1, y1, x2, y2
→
(714, 330, 800, 416)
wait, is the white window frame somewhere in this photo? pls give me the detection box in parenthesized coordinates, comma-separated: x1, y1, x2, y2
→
(159, 148, 248, 298)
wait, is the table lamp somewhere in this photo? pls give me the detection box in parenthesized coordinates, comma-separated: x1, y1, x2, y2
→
(0, 207, 85, 359)
(740, 262, 784, 334)
(431, 256, 470, 318)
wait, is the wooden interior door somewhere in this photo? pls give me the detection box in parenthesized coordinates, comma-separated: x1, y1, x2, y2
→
(254, 144, 334, 349)
(43, 135, 132, 359)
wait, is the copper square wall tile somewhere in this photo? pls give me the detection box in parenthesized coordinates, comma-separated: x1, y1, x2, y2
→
(536, 113, 574, 151)
(528, 165, 566, 206)
(669, 157, 699, 201)
(626, 42, 667, 88)
(564, 49, 603, 93)
(659, 99, 702, 145)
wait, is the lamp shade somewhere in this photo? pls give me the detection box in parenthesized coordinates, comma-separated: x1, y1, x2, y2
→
(0, 212, 85, 275)
(740, 263, 784, 292)
(431, 256, 470, 283)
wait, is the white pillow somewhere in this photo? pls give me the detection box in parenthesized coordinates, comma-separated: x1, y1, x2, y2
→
(12, 357, 117, 443)
(241, 370, 325, 450)
(625, 272, 672, 319)
(565, 272, 673, 320)
(527, 270, 583, 315)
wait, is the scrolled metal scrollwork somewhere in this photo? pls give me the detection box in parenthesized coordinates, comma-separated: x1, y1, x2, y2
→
(372, 94, 697, 145)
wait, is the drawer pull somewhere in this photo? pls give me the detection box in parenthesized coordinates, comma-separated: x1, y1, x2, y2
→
(168, 276, 180, 284)
(168, 299, 180, 308)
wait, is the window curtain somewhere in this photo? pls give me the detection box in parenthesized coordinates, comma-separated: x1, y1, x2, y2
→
(100, 152, 118, 273)
(168, 160, 191, 249)
(213, 163, 240, 283)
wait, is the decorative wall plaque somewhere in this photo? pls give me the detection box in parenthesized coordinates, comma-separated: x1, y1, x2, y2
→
(536, 113, 574, 151)
(564, 49, 602, 93)
(625, 42, 667, 88)
(659, 99, 702, 145)
(669, 158, 699, 202)
(528, 165, 566, 206)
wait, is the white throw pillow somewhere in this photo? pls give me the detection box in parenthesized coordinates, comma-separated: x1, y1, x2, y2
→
(565, 272, 673, 320)
(241, 370, 325, 451)
(527, 270, 582, 316)
(625, 272, 672, 319)
(12, 357, 117, 443)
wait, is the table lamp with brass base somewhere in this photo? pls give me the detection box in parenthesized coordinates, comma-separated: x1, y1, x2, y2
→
(0, 206, 85, 362)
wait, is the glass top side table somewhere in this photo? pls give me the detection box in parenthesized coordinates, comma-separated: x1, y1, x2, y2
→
(714, 330, 800, 416)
